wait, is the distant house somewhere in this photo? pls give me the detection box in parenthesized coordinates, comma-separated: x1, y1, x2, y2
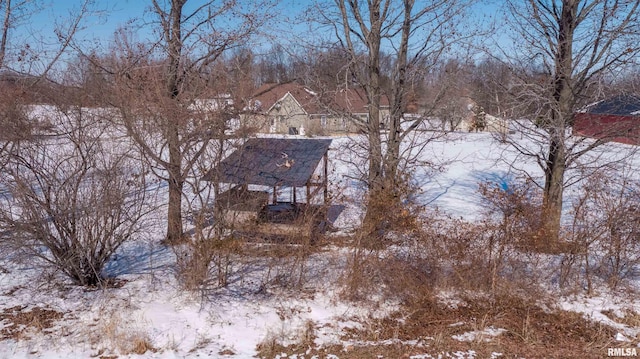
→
(246, 82, 390, 135)
(574, 95, 640, 145)
(424, 96, 509, 134)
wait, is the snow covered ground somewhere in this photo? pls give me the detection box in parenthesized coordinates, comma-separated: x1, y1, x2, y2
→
(1, 128, 640, 358)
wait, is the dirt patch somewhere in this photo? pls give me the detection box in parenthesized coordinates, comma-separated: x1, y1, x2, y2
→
(0, 305, 64, 340)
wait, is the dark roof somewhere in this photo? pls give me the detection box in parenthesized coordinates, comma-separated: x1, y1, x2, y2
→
(251, 83, 390, 115)
(205, 137, 332, 187)
(252, 82, 322, 114)
(583, 95, 640, 116)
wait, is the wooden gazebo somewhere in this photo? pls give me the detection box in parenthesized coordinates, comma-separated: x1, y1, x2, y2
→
(204, 138, 332, 233)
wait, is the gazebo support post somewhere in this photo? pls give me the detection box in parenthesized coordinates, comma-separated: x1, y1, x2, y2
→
(323, 153, 328, 204)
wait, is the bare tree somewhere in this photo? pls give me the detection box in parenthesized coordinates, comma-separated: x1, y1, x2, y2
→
(0, 0, 96, 171)
(469, 58, 514, 119)
(0, 0, 12, 68)
(0, 0, 44, 69)
(500, 0, 640, 241)
(104, 0, 272, 243)
(314, 0, 471, 235)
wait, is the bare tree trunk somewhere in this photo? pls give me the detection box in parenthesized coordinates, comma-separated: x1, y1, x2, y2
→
(383, 0, 412, 194)
(0, 0, 11, 68)
(164, 0, 185, 242)
(167, 166, 184, 243)
(542, 133, 566, 241)
(541, 1, 575, 241)
(341, 0, 384, 233)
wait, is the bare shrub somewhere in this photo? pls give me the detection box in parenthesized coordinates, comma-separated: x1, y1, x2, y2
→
(421, 180, 550, 298)
(569, 170, 640, 292)
(341, 177, 554, 305)
(479, 178, 544, 249)
(0, 108, 150, 287)
(173, 135, 242, 290)
(342, 175, 426, 301)
(341, 204, 441, 305)
(175, 234, 242, 290)
(252, 220, 323, 291)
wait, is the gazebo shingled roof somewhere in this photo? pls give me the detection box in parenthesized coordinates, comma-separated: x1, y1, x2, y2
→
(204, 138, 332, 187)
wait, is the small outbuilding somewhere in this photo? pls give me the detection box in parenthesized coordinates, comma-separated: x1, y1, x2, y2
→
(204, 137, 332, 237)
(574, 95, 640, 145)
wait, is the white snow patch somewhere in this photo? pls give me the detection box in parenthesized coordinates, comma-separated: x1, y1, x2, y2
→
(452, 327, 507, 342)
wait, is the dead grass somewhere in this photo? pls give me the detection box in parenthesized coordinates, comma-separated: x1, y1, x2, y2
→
(217, 347, 236, 356)
(255, 331, 283, 359)
(602, 309, 640, 329)
(96, 310, 156, 356)
(129, 336, 155, 355)
(350, 293, 615, 358)
(0, 305, 64, 340)
(256, 291, 617, 358)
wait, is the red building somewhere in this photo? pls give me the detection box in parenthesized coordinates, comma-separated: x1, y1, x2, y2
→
(574, 95, 640, 145)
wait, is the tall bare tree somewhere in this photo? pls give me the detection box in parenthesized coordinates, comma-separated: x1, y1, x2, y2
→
(0, 0, 12, 68)
(501, 0, 640, 241)
(106, 0, 271, 243)
(315, 0, 471, 234)
(0, 0, 43, 69)
(0, 0, 93, 171)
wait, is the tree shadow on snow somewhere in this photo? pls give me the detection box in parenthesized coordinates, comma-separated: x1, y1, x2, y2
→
(103, 241, 174, 277)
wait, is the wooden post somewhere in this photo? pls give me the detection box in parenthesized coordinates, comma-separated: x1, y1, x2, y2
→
(323, 152, 328, 204)
(293, 186, 297, 203)
(306, 182, 311, 204)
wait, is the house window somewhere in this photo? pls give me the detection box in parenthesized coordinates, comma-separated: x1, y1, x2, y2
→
(321, 116, 327, 128)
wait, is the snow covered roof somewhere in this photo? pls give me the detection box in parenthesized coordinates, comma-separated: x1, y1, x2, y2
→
(204, 137, 332, 187)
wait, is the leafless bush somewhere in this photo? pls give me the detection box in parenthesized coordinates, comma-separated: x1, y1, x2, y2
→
(342, 174, 426, 301)
(416, 180, 550, 298)
(175, 138, 238, 290)
(479, 178, 544, 248)
(0, 108, 150, 287)
(569, 170, 640, 292)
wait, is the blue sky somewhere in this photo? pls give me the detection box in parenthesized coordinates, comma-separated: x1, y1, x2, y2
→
(8, 0, 504, 72)
(19, 1, 146, 41)
(17, 0, 312, 42)
(15, 0, 501, 43)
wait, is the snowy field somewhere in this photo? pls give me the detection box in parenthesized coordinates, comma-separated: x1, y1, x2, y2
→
(1, 127, 640, 358)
